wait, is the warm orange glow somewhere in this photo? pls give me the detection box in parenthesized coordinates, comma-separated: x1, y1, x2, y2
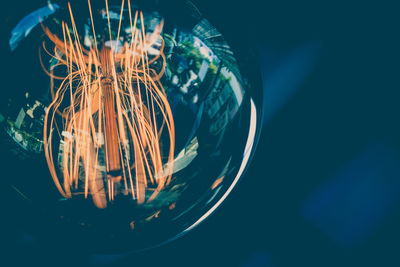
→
(42, 0, 175, 208)
(211, 176, 224, 190)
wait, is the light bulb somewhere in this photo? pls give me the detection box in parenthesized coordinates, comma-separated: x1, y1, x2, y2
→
(1, 0, 263, 252)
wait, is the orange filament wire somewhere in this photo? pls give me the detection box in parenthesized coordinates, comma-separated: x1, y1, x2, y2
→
(42, 0, 175, 208)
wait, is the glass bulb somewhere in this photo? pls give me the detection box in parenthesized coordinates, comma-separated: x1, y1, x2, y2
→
(1, 0, 263, 252)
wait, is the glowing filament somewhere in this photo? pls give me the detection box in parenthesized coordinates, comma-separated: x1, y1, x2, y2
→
(42, 0, 175, 208)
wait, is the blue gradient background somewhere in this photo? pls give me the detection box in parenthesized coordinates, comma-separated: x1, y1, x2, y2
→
(0, 0, 397, 266)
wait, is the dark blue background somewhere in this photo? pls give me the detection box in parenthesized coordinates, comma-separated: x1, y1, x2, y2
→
(0, 0, 398, 266)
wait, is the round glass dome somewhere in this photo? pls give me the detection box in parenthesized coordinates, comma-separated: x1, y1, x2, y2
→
(1, 0, 263, 252)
